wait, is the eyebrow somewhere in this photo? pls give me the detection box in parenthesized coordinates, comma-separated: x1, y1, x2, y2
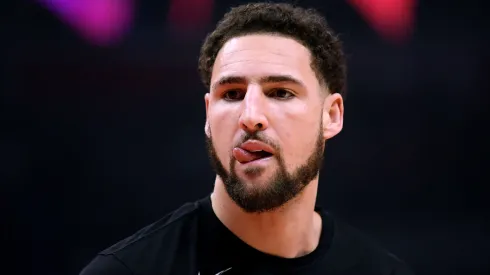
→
(211, 75, 305, 92)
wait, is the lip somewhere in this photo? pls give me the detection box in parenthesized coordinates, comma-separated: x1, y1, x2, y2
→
(240, 158, 273, 170)
(237, 155, 274, 167)
(239, 140, 275, 155)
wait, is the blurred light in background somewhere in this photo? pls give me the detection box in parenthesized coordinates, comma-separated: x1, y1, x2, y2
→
(167, 0, 214, 33)
(347, 0, 417, 44)
(37, 0, 135, 46)
(36, 0, 416, 46)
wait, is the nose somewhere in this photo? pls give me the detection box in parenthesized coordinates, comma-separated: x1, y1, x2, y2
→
(238, 85, 269, 133)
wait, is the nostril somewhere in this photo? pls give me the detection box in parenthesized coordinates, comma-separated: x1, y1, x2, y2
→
(256, 123, 263, 129)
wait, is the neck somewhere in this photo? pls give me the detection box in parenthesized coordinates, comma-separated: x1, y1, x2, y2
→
(211, 177, 323, 259)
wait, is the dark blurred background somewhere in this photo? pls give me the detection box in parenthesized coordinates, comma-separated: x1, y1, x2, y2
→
(1, 0, 489, 274)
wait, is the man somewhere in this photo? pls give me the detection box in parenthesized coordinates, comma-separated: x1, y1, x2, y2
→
(80, 3, 413, 275)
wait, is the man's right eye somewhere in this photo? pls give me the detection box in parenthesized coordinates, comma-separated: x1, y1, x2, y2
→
(223, 90, 243, 101)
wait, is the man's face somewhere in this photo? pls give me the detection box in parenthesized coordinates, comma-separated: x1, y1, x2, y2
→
(205, 34, 342, 213)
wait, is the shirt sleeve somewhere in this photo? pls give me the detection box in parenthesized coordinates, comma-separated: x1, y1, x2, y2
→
(80, 254, 133, 275)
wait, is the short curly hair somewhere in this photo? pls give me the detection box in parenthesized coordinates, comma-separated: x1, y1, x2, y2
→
(198, 2, 346, 96)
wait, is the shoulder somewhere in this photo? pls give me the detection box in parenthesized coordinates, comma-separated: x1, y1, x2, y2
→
(80, 254, 132, 275)
(100, 200, 200, 256)
(325, 217, 414, 275)
(79, 200, 203, 275)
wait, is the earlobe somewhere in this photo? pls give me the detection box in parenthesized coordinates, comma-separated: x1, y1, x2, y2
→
(205, 121, 211, 137)
(204, 93, 210, 116)
(204, 93, 211, 137)
(322, 93, 344, 140)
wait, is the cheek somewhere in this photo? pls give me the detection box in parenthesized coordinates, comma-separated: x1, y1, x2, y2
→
(278, 109, 320, 167)
(209, 107, 239, 162)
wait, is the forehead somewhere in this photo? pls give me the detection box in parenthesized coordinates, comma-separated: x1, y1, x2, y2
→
(211, 34, 317, 87)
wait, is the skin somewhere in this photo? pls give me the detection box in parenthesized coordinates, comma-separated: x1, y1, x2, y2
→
(204, 34, 344, 258)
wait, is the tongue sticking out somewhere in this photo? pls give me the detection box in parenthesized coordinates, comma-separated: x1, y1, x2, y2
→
(233, 147, 272, 164)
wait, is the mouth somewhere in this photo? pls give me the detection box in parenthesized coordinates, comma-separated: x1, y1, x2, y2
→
(232, 140, 275, 164)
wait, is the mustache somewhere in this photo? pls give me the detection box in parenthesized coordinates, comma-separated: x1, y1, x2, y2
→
(233, 132, 279, 151)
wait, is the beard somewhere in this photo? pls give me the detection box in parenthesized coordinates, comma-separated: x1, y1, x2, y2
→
(205, 123, 325, 213)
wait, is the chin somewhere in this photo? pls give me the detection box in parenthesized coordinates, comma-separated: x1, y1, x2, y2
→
(238, 165, 277, 180)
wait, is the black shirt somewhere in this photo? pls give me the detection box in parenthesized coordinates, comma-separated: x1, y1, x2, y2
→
(80, 196, 414, 275)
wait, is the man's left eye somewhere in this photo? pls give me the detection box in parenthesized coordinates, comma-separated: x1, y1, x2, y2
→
(268, 89, 294, 99)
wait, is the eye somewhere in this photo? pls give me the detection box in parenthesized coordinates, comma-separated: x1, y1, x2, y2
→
(268, 88, 294, 100)
(223, 89, 244, 101)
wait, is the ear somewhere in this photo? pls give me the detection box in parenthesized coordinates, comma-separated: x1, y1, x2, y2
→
(204, 93, 211, 137)
(322, 93, 344, 140)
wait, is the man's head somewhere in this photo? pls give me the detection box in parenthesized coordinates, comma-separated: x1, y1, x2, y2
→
(200, 3, 346, 213)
